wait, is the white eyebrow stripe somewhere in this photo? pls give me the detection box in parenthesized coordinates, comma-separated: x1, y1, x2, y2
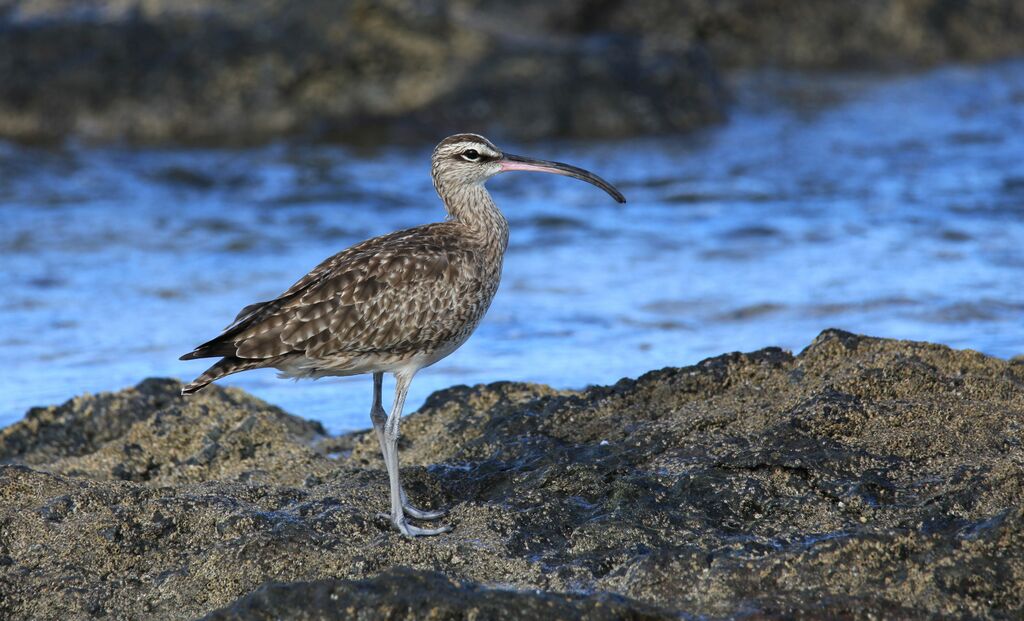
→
(452, 143, 500, 158)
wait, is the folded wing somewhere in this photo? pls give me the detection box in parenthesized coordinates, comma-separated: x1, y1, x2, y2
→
(180, 224, 473, 367)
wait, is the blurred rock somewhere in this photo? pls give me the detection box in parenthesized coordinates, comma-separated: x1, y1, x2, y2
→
(5, 0, 1021, 144)
(2, 330, 1023, 618)
(0, 0, 724, 144)
(532, 0, 1024, 69)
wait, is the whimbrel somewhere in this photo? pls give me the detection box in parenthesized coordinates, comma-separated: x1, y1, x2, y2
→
(180, 134, 625, 536)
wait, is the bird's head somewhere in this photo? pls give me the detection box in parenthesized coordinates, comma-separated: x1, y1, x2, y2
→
(431, 133, 626, 203)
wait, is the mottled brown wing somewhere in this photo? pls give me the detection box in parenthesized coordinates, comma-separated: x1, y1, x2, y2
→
(219, 224, 477, 361)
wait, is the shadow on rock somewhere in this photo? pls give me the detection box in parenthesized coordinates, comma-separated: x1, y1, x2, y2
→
(202, 567, 675, 621)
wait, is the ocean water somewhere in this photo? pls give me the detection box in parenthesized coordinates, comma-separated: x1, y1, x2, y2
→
(2, 61, 1023, 432)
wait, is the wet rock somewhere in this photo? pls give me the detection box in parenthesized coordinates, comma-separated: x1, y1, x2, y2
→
(1, 329, 1023, 619)
(202, 567, 675, 621)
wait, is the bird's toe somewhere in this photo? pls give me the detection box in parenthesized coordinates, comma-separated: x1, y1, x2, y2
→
(403, 502, 448, 520)
(393, 516, 452, 537)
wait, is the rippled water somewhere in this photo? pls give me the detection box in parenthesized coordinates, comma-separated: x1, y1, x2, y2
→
(2, 61, 1023, 431)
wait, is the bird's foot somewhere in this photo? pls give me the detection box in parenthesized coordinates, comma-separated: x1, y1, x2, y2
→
(376, 512, 452, 537)
(388, 515, 452, 538)
(402, 502, 448, 521)
(399, 487, 448, 520)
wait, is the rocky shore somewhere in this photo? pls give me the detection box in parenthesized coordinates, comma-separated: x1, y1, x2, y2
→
(1, 329, 1022, 619)
(2, 0, 1023, 143)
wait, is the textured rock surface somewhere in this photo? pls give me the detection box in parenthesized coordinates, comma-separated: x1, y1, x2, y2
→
(201, 568, 675, 621)
(553, 0, 1024, 70)
(1, 330, 1023, 619)
(0, 0, 723, 144)
(2, 0, 1023, 143)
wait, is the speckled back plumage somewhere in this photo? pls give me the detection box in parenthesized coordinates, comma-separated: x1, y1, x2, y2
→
(181, 134, 510, 394)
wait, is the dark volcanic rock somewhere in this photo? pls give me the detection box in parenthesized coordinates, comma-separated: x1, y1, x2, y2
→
(4, 0, 1024, 144)
(2, 330, 1024, 619)
(551, 0, 1024, 70)
(202, 567, 675, 621)
(0, 0, 724, 144)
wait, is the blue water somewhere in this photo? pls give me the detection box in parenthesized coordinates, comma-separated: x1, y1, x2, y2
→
(2, 61, 1023, 432)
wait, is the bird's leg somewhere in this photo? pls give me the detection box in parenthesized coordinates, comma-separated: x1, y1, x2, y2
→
(370, 372, 447, 521)
(383, 371, 451, 537)
(370, 372, 389, 460)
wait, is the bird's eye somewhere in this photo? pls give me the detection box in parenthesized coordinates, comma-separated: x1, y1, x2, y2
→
(461, 149, 480, 161)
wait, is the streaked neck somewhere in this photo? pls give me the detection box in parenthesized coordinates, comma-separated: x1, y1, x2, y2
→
(435, 182, 509, 251)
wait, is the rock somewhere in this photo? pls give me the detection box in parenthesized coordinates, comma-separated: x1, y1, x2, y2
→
(4, 0, 1023, 144)
(0, 0, 725, 144)
(1, 377, 326, 484)
(201, 567, 676, 621)
(532, 0, 1024, 70)
(1, 329, 1023, 619)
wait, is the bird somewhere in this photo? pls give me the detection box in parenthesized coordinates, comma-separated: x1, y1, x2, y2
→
(180, 133, 625, 536)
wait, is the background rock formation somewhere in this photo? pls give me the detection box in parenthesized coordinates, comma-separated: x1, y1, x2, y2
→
(0, 0, 722, 143)
(1, 330, 1022, 619)
(2, 0, 1022, 143)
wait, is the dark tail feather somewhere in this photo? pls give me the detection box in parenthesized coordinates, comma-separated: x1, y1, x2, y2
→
(182, 357, 268, 395)
(180, 342, 234, 361)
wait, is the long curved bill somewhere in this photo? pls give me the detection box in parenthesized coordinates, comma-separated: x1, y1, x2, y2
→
(500, 153, 626, 203)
